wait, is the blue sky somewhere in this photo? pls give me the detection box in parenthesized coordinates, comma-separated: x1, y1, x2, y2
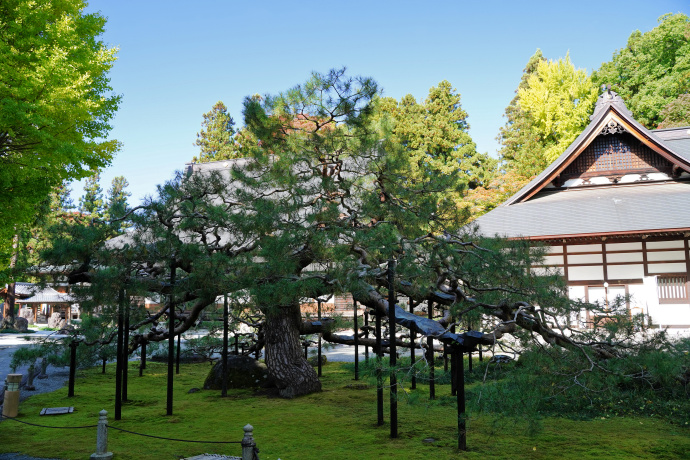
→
(78, 0, 688, 205)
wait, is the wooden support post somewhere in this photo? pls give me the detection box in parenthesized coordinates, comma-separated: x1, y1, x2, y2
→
(409, 298, 416, 390)
(467, 321, 473, 373)
(353, 300, 359, 381)
(166, 263, 176, 416)
(139, 341, 146, 377)
(427, 301, 435, 400)
(176, 333, 181, 375)
(222, 293, 229, 397)
(114, 289, 124, 421)
(375, 306, 384, 426)
(456, 347, 467, 451)
(122, 305, 130, 402)
(68, 341, 77, 397)
(317, 299, 322, 378)
(364, 310, 370, 361)
(388, 258, 398, 438)
(450, 323, 456, 396)
(102, 357, 106, 374)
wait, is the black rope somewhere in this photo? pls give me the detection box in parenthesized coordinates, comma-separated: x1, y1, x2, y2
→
(107, 425, 242, 444)
(0, 414, 97, 429)
(0, 414, 243, 445)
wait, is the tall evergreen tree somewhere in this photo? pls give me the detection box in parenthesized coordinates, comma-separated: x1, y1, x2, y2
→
(79, 171, 105, 217)
(192, 101, 241, 162)
(105, 176, 131, 233)
(375, 81, 495, 226)
(593, 13, 690, 128)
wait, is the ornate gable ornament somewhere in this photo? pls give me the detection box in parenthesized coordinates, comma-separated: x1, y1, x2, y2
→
(590, 87, 633, 120)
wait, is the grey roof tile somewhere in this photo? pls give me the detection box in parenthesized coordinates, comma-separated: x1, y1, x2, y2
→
(474, 181, 690, 239)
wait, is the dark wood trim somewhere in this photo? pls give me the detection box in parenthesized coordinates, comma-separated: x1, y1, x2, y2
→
(530, 229, 690, 243)
(567, 279, 644, 286)
(562, 244, 568, 281)
(602, 243, 608, 282)
(642, 240, 649, 277)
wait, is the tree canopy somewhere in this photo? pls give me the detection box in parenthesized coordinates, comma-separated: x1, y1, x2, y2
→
(0, 0, 120, 278)
(517, 54, 598, 164)
(192, 101, 242, 162)
(592, 13, 690, 128)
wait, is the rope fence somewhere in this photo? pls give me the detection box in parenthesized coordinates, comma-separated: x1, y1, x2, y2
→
(0, 411, 258, 460)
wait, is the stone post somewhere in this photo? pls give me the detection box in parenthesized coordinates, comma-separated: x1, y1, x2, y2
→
(241, 424, 256, 460)
(90, 410, 113, 459)
(2, 374, 22, 418)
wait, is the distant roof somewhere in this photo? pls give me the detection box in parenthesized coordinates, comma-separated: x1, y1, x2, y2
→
(474, 181, 690, 240)
(19, 286, 75, 304)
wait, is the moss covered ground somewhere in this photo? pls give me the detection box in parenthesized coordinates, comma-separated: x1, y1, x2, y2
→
(1, 360, 688, 459)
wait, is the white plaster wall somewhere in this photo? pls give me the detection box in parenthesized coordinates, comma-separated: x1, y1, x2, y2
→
(647, 304, 690, 327)
(567, 244, 602, 253)
(568, 253, 603, 264)
(607, 264, 644, 279)
(647, 240, 685, 250)
(568, 265, 604, 281)
(607, 252, 643, 263)
(606, 242, 642, 251)
(648, 263, 686, 274)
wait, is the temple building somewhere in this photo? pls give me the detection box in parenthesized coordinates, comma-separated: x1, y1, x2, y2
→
(473, 90, 690, 330)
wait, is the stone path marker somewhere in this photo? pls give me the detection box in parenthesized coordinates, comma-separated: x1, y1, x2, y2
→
(39, 407, 74, 416)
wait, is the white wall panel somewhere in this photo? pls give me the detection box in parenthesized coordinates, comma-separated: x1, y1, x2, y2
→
(568, 254, 603, 264)
(646, 240, 685, 250)
(606, 242, 642, 251)
(567, 244, 602, 253)
(607, 252, 643, 263)
(546, 245, 563, 254)
(568, 285, 586, 301)
(627, 284, 648, 316)
(568, 265, 604, 281)
(647, 263, 687, 274)
(607, 264, 644, 279)
(543, 255, 564, 265)
(647, 304, 690, 326)
(647, 250, 686, 262)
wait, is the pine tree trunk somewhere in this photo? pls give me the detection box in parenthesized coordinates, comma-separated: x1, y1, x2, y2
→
(262, 303, 321, 398)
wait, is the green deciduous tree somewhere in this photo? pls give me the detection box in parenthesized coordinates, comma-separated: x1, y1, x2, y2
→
(657, 93, 690, 129)
(192, 101, 242, 162)
(592, 13, 690, 128)
(0, 0, 120, 278)
(517, 54, 598, 164)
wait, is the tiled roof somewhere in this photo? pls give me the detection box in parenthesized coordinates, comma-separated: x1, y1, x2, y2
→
(473, 181, 690, 239)
(19, 286, 75, 304)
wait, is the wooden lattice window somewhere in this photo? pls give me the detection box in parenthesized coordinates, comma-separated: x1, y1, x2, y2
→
(657, 275, 688, 304)
(562, 133, 670, 179)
